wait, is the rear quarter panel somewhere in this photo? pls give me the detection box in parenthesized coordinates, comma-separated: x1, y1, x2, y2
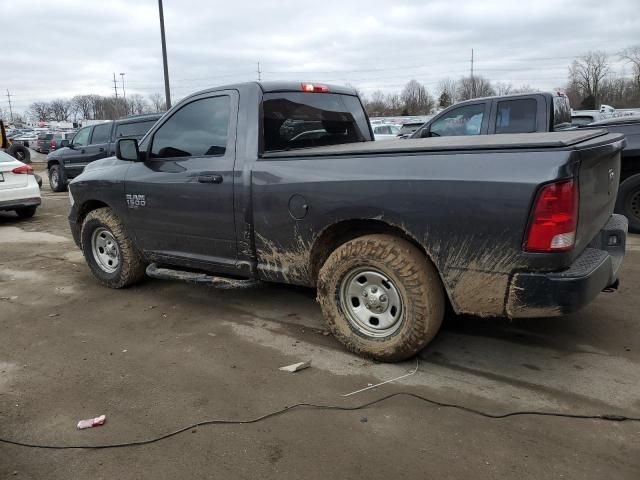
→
(251, 149, 577, 316)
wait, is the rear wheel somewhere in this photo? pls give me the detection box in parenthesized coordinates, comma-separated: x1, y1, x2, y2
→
(80, 208, 146, 288)
(317, 234, 445, 362)
(15, 206, 37, 219)
(616, 174, 640, 233)
(49, 164, 67, 192)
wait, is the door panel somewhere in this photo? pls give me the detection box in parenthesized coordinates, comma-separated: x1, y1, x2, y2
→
(64, 126, 93, 177)
(125, 91, 238, 271)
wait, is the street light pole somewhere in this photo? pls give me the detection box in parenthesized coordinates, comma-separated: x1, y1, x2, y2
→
(120, 73, 127, 115)
(158, 0, 172, 109)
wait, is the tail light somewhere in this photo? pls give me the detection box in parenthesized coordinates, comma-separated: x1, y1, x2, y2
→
(524, 179, 578, 252)
(12, 165, 34, 175)
(50, 140, 57, 150)
(301, 83, 329, 93)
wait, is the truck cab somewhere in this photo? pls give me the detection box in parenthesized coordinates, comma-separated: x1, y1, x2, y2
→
(411, 92, 572, 139)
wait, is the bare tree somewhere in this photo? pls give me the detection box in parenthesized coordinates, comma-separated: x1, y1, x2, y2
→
(49, 99, 72, 121)
(437, 78, 457, 108)
(569, 51, 610, 108)
(148, 93, 167, 113)
(493, 82, 513, 96)
(29, 102, 51, 121)
(620, 45, 640, 88)
(511, 84, 539, 94)
(400, 80, 434, 115)
(363, 90, 388, 116)
(72, 95, 94, 120)
(128, 94, 150, 115)
(457, 75, 495, 100)
(386, 93, 404, 115)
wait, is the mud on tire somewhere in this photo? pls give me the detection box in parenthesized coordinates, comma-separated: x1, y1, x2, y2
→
(80, 207, 146, 288)
(317, 234, 445, 362)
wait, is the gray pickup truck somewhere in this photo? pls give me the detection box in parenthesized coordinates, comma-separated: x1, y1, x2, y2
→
(67, 81, 627, 361)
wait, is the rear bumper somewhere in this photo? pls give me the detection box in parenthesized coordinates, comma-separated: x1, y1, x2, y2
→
(0, 196, 41, 211)
(0, 180, 41, 211)
(506, 214, 627, 318)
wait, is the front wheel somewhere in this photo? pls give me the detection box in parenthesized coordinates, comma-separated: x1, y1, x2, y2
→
(616, 174, 640, 233)
(80, 208, 146, 288)
(48, 164, 67, 192)
(317, 234, 445, 362)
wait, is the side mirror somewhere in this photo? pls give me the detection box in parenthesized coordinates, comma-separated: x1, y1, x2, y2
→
(116, 138, 140, 161)
(60, 139, 70, 148)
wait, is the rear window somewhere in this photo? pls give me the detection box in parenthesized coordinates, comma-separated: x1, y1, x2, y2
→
(37, 133, 53, 140)
(0, 151, 15, 162)
(115, 119, 158, 140)
(495, 99, 537, 134)
(553, 95, 571, 130)
(262, 92, 371, 152)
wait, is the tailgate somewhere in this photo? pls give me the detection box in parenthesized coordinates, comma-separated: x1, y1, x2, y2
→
(575, 134, 625, 251)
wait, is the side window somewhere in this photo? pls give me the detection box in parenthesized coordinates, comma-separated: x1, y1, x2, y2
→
(495, 99, 537, 134)
(91, 123, 112, 144)
(429, 104, 485, 137)
(72, 127, 91, 147)
(151, 96, 229, 159)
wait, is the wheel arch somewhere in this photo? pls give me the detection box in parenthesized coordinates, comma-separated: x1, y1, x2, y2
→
(309, 218, 448, 287)
(76, 199, 110, 226)
(47, 158, 60, 170)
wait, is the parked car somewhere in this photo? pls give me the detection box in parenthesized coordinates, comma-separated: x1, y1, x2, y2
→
(47, 114, 161, 191)
(67, 81, 626, 362)
(571, 113, 605, 125)
(35, 131, 76, 154)
(372, 124, 401, 140)
(34, 132, 53, 153)
(576, 116, 640, 232)
(411, 92, 572, 139)
(0, 151, 41, 218)
(398, 121, 426, 137)
(11, 130, 38, 148)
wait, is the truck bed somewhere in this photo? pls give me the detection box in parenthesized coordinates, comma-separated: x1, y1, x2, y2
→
(263, 130, 614, 158)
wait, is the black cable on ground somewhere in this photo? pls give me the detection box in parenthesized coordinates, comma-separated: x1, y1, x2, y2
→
(1, 392, 638, 450)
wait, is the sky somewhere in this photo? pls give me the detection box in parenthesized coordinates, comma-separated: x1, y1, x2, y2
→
(1, 0, 639, 114)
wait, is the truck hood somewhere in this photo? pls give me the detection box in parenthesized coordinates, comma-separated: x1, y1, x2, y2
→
(82, 156, 122, 172)
(46, 147, 71, 160)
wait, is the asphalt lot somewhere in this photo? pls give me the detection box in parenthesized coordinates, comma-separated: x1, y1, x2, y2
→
(1, 165, 639, 479)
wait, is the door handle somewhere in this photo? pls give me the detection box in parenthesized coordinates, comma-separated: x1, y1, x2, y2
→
(197, 174, 223, 184)
(99, 147, 104, 152)
(80, 149, 86, 154)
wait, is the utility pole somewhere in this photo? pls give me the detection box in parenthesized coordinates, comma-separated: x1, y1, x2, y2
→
(113, 73, 119, 99)
(158, 0, 172, 109)
(257, 61, 262, 81)
(470, 48, 475, 98)
(120, 73, 127, 115)
(6, 89, 14, 122)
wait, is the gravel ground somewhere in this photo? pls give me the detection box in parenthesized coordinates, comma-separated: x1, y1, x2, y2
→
(1, 175, 639, 479)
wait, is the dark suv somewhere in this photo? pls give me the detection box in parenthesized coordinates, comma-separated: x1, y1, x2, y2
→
(47, 114, 162, 191)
